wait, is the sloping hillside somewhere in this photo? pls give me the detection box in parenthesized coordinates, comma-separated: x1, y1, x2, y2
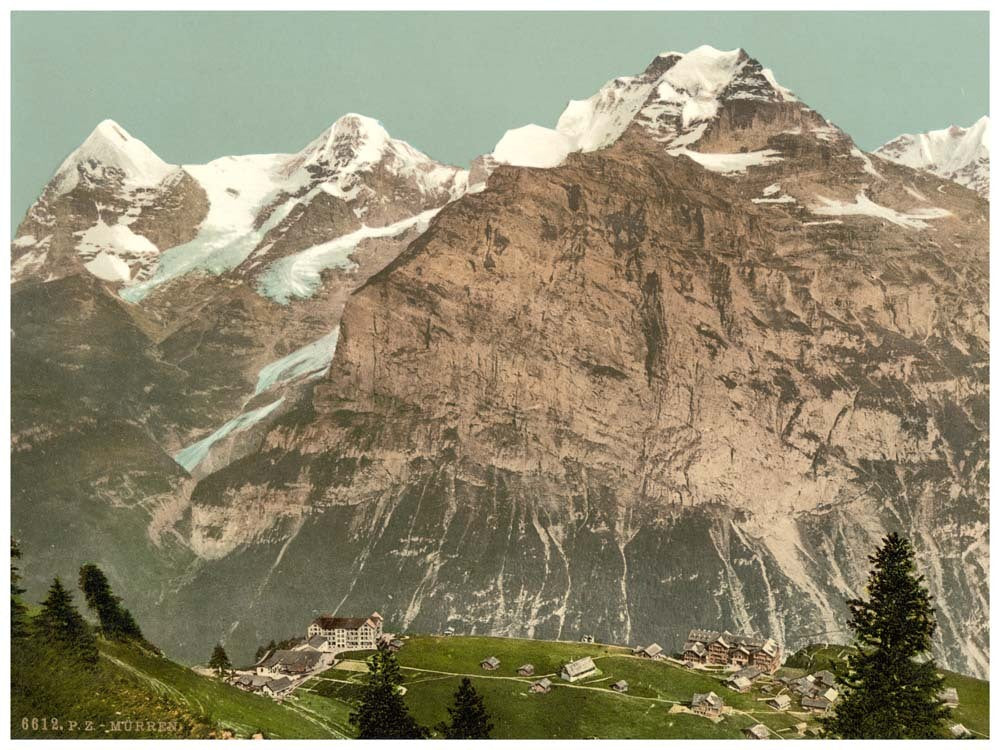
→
(11, 629, 344, 739)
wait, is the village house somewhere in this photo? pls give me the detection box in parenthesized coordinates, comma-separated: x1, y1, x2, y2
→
(443, 626, 455, 637)
(768, 694, 791, 711)
(801, 695, 831, 714)
(232, 673, 271, 692)
(725, 674, 753, 693)
(580, 635, 595, 643)
(531, 678, 553, 694)
(950, 724, 971, 738)
(682, 629, 782, 673)
(307, 611, 383, 650)
(611, 680, 629, 693)
(636, 643, 664, 660)
(517, 664, 535, 677)
(790, 676, 817, 696)
(812, 670, 836, 688)
(691, 691, 725, 719)
(256, 648, 323, 677)
(744, 723, 770, 740)
(481, 656, 501, 671)
(560, 656, 597, 682)
(302, 634, 336, 653)
(262, 676, 294, 700)
(939, 687, 959, 707)
(733, 665, 764, 682)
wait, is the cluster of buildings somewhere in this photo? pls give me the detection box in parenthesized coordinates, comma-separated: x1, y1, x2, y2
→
(682, 629, 782, 673)
(774, 669, 839, 714)
(227, 610, 390, 701)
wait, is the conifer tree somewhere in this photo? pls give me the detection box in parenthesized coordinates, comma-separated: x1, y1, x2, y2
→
(350, 643, 428, 739)
(78, 563, 143, 641)
(34, 577, 99, 667)
(822, 532, 951, 739)
(10, 538, 29, 641)
(209, 643, 232, 676)
(438, 677, 494, 739)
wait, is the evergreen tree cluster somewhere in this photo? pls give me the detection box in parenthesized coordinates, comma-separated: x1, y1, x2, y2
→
(348, 643, 494, 739)
(822, 532, 952, 739)
(79, 563, 144, 642)
(10, 545, 151, 671)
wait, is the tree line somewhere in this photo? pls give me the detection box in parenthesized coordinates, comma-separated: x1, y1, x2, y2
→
(11, 539, 152, 669)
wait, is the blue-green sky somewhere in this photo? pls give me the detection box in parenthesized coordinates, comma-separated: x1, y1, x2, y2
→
(10, 11, 989, 226)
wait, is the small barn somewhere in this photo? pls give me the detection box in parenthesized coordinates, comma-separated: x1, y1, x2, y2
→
(561, 656, 597, 682)
(517, 664, 535, 676)
(744, 723, 770, 740)
(531, 678, 553, 694)
(639, 643, 664, 659)
(480, 656, 501, 671)
(725, 674, 753, 693)
(801, 696, 832, 714)
(768, 694, 791, 710)
(950, 724, 971, 738)
(939, 687, 960, 707)
(611, 680, 629, 693)
(262, 676, 294, 699)
(812, 669, 836, 688)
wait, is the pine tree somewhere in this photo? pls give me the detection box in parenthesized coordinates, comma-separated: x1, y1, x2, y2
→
(34, 577, 99, 667)
(10, 538, 29, 641)
(821, 532, 951, 739)
(438, 677, 494, 739)
(78, 563, 144, 641)
(350, 643, 428, 739)
(209, 643, 232, 676)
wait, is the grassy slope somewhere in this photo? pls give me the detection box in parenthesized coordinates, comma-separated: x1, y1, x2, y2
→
(300, 636, 816, 739)
(297, 636, 990, 739)
(11, 636, 343, 739)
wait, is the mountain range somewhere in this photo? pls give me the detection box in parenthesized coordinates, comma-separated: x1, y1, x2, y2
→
(11, 45, 989, 678)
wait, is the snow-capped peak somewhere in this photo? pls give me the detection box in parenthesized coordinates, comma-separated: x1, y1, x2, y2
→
(51, 119, 177, 196)
(281, 113, 468, 206)
(492, 45, 798, 169)
(291, 113, 393, 173)
(875, 116, 989, 197)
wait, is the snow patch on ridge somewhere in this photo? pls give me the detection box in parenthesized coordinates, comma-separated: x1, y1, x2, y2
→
(83, 252, 133, 282)
(669, 148, 783, 174)
(810, 193, 951, 229)
(492, 125, 574, 168)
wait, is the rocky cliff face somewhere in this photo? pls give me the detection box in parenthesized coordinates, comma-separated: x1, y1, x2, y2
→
(11, 47, 989, 677)
(170, 48, 988, 676)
